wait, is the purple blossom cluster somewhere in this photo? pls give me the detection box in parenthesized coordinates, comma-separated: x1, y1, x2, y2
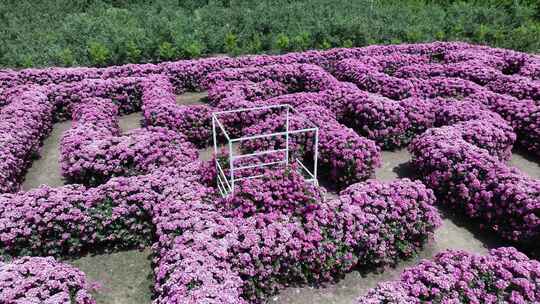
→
(0, 89, 54, 193)
(203, 63, 339, 92)
(140, 76, 213, 146)
(1, 162, 441, 303)
(194, 167, 441, 301)
(334, 59, 415, 100)
(202, 65, 382, 187)
(60, 96, 198, 186)
(469, 91, 540, 155)
(240, 105, 381, 189)
(337, 178, 442, 266)
(357, 247, 540, 304)
(62, 126, 198, 186)
(0, 41, 491, 92)
(218, 165, 325, 218)
(203, 64, 341, 138)
(391, 59, 540, 155)
(206, 79, 288, 107)
(409, 124, 537, 243)
(0, 256, 96, 304)
(46, 77, 143, 121)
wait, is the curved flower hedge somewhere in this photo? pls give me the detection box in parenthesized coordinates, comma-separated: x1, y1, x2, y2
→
(141, 76, 213, 147)
(0, 89, 53, 193)
(357, 247, 540, 304)
(240, 105, 381, 188)
(0, 256, 96, 304)
(60, 96, 198, 186)
(409, 127, 539, 244)
(0, 165, 441, 303)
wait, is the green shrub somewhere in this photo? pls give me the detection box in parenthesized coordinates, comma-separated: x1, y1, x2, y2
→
(158, 41, 176, 61)
(224, 32, 240, 56)
(245, 34, 263, 54)
(291, 32, 311, 51)
(342, 39, 354, 48)
(275, 33, 290, 52)
(125, 40, 142, 63)
(181, 41, 204, 58)
(318, 39, 332, 50)
(20, 55, 34, 68)
(58, 48, 75, 67)
(88, 42, 110, 67)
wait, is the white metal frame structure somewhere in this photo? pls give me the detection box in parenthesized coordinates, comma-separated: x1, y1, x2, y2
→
(212, 104, 319, 197)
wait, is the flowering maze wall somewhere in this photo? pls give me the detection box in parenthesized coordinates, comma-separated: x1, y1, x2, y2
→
(0, 42, 539, 303)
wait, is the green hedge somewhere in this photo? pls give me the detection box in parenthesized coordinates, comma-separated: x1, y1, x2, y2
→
(1, 0, 538, 68)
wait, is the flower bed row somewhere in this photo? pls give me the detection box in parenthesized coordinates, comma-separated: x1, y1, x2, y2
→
(0, 161, 216, 303)
(139, 71, 382, 189)
(0, 88, 54, 193)
(200, 56, 538, 249)
(206, 74, 434, 151)
(0, 74, 244, 193)
(334, 58, 488, 101)
(1, 159, 441, 303)
(409, 119, 538, 244)
(334, 56, 540, 156)
(333, 59, 415, 100)
(2, 41, 536, 94)
(0, 78, 154, 193)
(2, 42, 540, 304)
(203, 63, 339, 93)
(239, 104, 381, 189)
(0, 77, 145, 121)
(191, 57, 538, 251)
(0, 256, 96, 304)
(357, 247, 540, 304)
(394, 59, 540, 101)
(60, 96, 198, 186)
(140, 76, 213, 146)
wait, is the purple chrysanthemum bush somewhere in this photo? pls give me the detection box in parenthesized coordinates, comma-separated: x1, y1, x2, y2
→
(1, 41, 540, 303)
(0, 256, 96, 304)
(0, 164, 442, 303)
(357, 247, 540, 304)
(60, 97, 198, 186)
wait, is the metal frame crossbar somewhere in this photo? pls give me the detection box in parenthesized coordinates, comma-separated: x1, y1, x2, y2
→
(212, 104, 319, 197)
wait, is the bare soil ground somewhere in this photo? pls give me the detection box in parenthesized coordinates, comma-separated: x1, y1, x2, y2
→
(20, 92, 540, 304)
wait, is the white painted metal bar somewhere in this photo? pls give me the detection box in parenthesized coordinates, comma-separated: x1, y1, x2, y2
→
(213, 113, 231, 141)
(229, 140, 234, 193)
(232, 148, 287, 160)
(295, 158, 315, 179)
(216, 178, 226, 196)
(212, 115, 219, 192)
(212, 115, 218, 168)
(230, 127, 318, 143)
(234, 174, 266, 182)
(216, 172, 229, 195)
(285, 106, 290, 165)
(234, 160, 286, 171)
(313, 128, 319, 186)
(216, 161, 231, 189)
(213, 104, 286, 115)
(212, 104, 319, 197)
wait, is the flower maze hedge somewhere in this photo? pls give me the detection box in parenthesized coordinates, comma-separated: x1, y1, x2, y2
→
(357, 247, 540, 304)
(0, 41, 540, 303)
